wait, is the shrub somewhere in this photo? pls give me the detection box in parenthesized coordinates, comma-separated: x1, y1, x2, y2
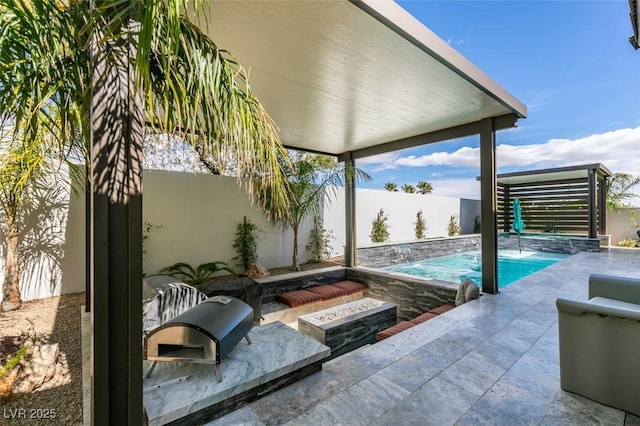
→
(232, 216, 261, 271)
(306, 216, 335, 262)
(447, 213, 461, 236)
(370, 209, 390, 243)
(414, 210, 427, 239)
(159, 261, 235, 287)
(616, 238, 640, 248)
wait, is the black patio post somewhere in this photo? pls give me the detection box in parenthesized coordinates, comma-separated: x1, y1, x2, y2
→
(90, 9, 144, 425)
(480, 118, 498, 294)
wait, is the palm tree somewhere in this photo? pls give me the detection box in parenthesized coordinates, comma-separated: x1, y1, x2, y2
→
(417, 180, 433, 194)
(402, 184, 416, 193)
(607, 173, 640, 209)
(384, 182, 398, 192)
(264, 152, 370, 270)
(0, 0, 289, 310)
(0, 137, 49, 311)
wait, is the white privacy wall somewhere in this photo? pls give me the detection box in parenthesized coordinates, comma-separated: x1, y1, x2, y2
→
(0, 166, 86, 301)
(5, 168, 489, 301)
(322, 187, 477, 256)
(142, 170, 314, 274)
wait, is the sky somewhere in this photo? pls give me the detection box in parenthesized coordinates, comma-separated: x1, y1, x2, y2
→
(356, 1, 640, 203)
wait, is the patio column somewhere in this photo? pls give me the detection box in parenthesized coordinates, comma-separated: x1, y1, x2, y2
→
(598, 174, 608, 235)
(588, 169, 597, 238)
(503, 185, 511, 233)
(480, 118, 498, 294)
(344, 152, 357, 267)
(90, 16, 143, 425)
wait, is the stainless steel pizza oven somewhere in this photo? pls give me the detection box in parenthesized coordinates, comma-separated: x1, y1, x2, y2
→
(144, 295, 253, 382)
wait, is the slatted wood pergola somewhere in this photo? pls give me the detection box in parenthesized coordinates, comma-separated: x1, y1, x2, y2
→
(497, 164, 612, 238)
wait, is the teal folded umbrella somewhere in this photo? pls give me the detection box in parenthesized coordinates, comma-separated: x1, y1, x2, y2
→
(511, 198, 525, 252)
(511, 198, 525, 234)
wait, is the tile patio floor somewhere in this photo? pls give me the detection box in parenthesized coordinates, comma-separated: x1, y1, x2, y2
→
(208, 248, 640, 425)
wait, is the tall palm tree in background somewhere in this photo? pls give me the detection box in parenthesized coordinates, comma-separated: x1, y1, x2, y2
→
(384, 182, 398, 191)
(402, 184, 416, 193)
(0, 0, 288, 311)
(417, 180, 433, 194)
(607, 173, 640, 209)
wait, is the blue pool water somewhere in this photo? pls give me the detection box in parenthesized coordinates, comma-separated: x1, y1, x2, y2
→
(383, 250, 570, 288)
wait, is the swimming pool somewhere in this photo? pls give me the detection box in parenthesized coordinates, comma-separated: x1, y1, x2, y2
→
(383, 250, 570, 287)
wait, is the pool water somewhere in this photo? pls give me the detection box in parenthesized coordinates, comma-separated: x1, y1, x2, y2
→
(383, 250, 570, 288)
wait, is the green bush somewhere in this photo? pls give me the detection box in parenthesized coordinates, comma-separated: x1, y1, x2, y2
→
(306, 216, 334, 262)
(447, 213, 461, 236)
(159, 261, 235, 287)
(232, 216, 261, 271)
(616, 238, 640, 248)
(414, 210, 427, 239)
(370, 209, 390, 243)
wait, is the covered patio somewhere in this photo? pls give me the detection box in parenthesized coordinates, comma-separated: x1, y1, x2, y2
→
(91, 0, 531, 422)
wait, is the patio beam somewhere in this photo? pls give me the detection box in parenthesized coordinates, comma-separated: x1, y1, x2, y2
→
(338, 113, 518, 162)
(90, 18, 143, 425)
(479, 118, 498, 294)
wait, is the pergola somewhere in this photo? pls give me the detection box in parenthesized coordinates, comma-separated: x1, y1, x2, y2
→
(497, 164, 612, 238)
(90, 1, 526, 423)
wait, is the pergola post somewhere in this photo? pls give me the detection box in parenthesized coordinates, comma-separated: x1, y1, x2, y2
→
(90, 16, 144, 425)
(344, 152, 357, 267)
(588, 169, 597, 238)
(503, 185, 511, 233)
(480, 118, 498, 294)
(598, 173, 608, 235)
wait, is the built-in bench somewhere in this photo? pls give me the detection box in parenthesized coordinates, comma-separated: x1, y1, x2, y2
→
(262, 280, 368, 327)
(276, 281, 367, 307)
(375, 304, 455, 341)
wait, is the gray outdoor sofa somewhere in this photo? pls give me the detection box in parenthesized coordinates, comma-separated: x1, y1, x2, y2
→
(556, 273, 640, 416)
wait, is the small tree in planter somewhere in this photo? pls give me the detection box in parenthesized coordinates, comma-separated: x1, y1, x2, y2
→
(232, 216, 261, 271)
(447, 213, 462, 236)
(414, 210, 427, 239)
(370, 209, 390, 243)
(306, 215, 334, 262)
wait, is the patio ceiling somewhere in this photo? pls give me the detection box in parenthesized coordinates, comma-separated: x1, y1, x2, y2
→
(203, 0, 527, 157)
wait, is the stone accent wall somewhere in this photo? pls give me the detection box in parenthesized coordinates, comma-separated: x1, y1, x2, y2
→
(498, 234, 603, 254)
(346, 268, 457, 321)
(256, 267, 347, 302)
(356, 236, 481, 268)
(357, 234, 602, 269)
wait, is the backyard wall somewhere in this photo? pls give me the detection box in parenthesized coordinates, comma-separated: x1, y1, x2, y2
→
(322, 187, 480, 257)
(0, 166, 86, 301)
(142, 170, 314, 274)
(2, 169, 480, 301)
(606, 207, 639, 244)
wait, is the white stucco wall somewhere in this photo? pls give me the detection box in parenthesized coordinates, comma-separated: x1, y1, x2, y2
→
(142, 170, 314, 274)
(0, 166, 86, 301)
(322, 187, 479, 256)
(607, 207, 640, 244)
(4, 168, 481, 301)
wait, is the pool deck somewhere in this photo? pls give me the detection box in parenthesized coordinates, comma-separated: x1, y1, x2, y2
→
(207, 248, 640, 425)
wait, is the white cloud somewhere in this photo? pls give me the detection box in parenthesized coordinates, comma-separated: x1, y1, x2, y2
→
(360, 126, 640, 177)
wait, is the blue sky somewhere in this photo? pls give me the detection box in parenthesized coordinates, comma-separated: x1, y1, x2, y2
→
(357, 1, 640, 202)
